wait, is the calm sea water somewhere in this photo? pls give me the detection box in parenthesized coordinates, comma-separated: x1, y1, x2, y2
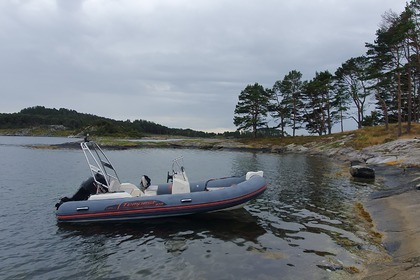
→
(0, 136, 382, 279)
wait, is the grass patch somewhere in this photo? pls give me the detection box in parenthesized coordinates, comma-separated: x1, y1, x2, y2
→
(355, 202, 373, 223)
(384, 160, 404, 166)
(344, 266, 360, 274)
(349, 123, 420, 150)
(354, 202, 383, 244)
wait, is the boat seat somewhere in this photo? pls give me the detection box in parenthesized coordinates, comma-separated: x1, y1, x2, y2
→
(246, 171, 264, 180)
(120, 183, 142, 197)
(108, 178, 122, 193)
(172, 177, 190, 194)
(144, 185, 158, 196)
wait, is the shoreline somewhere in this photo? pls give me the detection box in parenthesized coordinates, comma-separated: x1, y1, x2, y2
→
(362, 190, 420, 279)
(359, 165, 420, 279)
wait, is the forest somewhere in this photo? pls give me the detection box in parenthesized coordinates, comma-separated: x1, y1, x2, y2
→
(0, 106, 217, 138)
(234, 0, 420, 138)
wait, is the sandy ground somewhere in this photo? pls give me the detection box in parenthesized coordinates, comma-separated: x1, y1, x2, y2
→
(361, 166, 420, 279)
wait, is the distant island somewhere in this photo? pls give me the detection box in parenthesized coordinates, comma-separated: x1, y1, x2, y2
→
(0, 106, 237, 138)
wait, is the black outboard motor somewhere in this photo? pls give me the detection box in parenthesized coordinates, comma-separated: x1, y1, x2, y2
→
(55, 175, 107, 210)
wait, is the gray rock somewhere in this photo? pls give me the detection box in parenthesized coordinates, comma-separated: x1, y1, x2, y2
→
(350, 165, 375, 179)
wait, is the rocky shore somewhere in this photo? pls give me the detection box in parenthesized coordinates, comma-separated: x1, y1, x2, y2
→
(281, 137, 420, 279)
(354, 141, 420, 279)
(267, 137, 420, 279)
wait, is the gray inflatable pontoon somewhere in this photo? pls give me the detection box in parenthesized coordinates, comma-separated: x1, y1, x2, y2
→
(55, 141, 267, 223)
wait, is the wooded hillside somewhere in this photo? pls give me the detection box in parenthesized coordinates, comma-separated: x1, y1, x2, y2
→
(0, 106, 217, 138)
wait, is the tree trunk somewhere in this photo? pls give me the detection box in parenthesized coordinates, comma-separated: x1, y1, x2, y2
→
(326, 96, 332, 135)
(407, 67, 412, 134)
(397, 70, 402, 137)
(354, 97, 362, 129)
(280, 114, 285, 137)
(292, 97, 297, 137)
(417, 86, 420, 122)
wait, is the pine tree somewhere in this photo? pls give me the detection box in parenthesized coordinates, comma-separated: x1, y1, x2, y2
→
(279, 70, 304, 136)
(335, 56, 371, 129)
(301, 71, 337, 135)
(234, 83, 272, 138)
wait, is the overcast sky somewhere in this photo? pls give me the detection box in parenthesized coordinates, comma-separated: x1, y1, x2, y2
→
(0, 0, 405, 133)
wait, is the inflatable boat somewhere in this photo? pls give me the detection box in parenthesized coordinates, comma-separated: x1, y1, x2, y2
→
(55, 140, 267, 223)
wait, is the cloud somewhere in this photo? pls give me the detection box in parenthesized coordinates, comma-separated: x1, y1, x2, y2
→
(0, 0, 405, 132)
